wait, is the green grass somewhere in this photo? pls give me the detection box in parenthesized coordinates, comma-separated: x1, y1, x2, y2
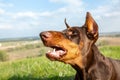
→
(0, 56, 75, 80)
(0, 50, 8, 61)
(0, 46, 120, 80)
(100, 46, 120, 59)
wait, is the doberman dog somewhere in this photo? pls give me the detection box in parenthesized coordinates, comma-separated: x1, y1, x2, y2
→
(40, 12, 120, 80)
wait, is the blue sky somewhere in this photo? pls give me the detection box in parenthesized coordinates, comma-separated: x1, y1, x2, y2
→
(0, 0, 120, 39)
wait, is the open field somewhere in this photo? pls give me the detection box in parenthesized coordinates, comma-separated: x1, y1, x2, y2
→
(0, 40, 46, 61)
(0, 36, 120, 80)
(97, 37, 120, 46)
(0, 56, 75, 80)
(0, 46, 119, 80)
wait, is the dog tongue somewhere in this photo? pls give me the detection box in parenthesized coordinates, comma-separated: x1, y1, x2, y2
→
(47, 48, 65, 58)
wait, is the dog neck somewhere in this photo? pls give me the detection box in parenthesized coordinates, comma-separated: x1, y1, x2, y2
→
(71, 44, 102, 80)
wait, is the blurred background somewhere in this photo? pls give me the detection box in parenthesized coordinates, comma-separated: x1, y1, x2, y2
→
(0, 0, 120, 80)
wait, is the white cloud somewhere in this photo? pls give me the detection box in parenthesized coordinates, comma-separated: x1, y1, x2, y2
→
(2, 0, 84, 23)
(104, 12, 120, 17)
(57, 7, 67, 13)
(39, 0, 85, 29)
(50, 0, 83, 6)
(66, 0, 83, 7)
(89, 0, 120, 32)
(110, 0, 120, 5)
(0, 24, 13, 29)
(0, 8, 5, 14)
(9, 0, 84, 20)
(50, 0, 84, 13)
(12, 11, 38, 19)
(0, 2, 13, 7)
(39, 11, 52, 17)
(90, 0, 120, 19)
(10, 11, 53, 20)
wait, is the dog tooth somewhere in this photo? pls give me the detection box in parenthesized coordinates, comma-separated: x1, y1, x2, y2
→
(53, 48, 55, 52)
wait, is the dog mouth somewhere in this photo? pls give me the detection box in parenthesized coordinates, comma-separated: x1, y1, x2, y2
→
(46, 46, 67, 60)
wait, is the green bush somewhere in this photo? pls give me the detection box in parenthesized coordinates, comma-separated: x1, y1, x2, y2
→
(0, 50, 8, 61)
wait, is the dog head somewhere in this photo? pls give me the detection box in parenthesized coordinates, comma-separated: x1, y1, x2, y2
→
(40, 12, 98, 68)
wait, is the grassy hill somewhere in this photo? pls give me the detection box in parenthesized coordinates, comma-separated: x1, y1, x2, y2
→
(0, 46, 120, 80)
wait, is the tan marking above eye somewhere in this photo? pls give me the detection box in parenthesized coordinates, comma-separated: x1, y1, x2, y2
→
(68, 31, 73, 35)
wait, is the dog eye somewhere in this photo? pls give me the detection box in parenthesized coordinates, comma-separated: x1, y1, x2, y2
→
(72, 31, 78, 35)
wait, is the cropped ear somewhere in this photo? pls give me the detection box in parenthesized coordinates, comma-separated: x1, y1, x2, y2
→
(84, 12, 98, 40)
(64, 18, 71, 28)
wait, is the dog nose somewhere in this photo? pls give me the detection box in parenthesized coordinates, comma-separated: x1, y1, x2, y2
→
(40, 31, 52, 39)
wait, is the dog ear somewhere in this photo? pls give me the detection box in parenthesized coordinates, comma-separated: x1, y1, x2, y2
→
(65, 18, 71, 28)
(84, 12, 98, 40)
